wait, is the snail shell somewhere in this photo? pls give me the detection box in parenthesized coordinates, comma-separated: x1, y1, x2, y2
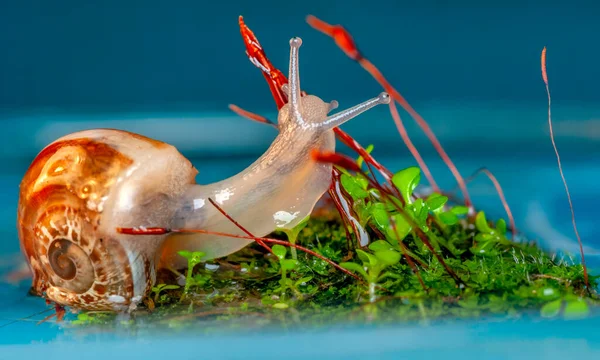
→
(18, 130, 196, 311)
(17, 37, 389, 311)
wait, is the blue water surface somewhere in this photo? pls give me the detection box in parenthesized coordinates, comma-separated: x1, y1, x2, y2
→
(1, 1, 600, 358)
(1, 105, 599, 358)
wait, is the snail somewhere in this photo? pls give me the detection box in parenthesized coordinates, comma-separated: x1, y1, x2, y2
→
(17, 37, 390, 311)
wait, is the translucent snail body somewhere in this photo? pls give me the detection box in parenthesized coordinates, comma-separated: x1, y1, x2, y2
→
(17, 37, 389, 311)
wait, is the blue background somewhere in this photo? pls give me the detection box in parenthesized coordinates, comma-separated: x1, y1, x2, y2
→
(0, 0, 599, 357)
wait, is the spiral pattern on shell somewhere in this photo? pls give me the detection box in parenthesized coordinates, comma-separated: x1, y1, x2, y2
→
(17, 134, 152, 311)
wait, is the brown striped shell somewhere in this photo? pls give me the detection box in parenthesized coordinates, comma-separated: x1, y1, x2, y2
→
(17, 129, 196, 311)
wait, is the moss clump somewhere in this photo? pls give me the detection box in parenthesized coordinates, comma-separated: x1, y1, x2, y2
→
(68, 165, 598, 330)
(70, 212, 598, 331)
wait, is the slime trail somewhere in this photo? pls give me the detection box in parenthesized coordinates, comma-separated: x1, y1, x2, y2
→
(541, 47, 589, 288)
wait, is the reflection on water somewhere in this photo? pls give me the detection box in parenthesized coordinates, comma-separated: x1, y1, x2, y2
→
(0, 108, 598, 356)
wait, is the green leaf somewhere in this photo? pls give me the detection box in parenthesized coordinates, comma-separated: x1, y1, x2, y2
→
(272, 244, 287, 260)
(413, 198, 429, 223)
(368, 240, 394, 252)
(496, 218, 507, 235)
(177, 250, 192, 260)
(426, 193, 448, 213)
(152, 284, 166, 292)
(475, 211, 494, 233)
(340, 262, 368, 279)
(563, 299, 589, 319)
(357, 144, 374, 169)
(295, 276, 313, 287)
(370, 203, 390, 231)
(356, 249, 379, 267)
(541, 299, 562, 318)
(282, 215, 310, 243)
(340, 173, 369, 200)
(386, 214, 412, 241)
(470, 240, 497, 257)
(438, 211, 459, 225)
(375, 250, 401, 266)
(280, 259, 298, 271)
(177, 250, 205, 267)
(450, 206, 469, 216)
(161, 285, 180, 291)
(392, 167, 421, 204)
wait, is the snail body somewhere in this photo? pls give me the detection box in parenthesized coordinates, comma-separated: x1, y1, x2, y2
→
(17, 37, 389, 311)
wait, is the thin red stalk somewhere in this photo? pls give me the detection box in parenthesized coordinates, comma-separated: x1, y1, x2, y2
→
(541, 47, 588, 288)
(237, 18, 396, 186)
(228, 104, 277, 128)
(390, 217, 427, 290)
(227, 102, 398, 197)
(311, 150, 362, 173)
(388, 100, 440, 191)
(331, 168, 371, 248)
(207, 198, 273, 254)
(306, 15, 473, 213)
(313, 150, 398, 204)
(314, 151, 463, 285)
(333, 128, 393, 182)
(117, 226, 362, 282)
(328, 183, 354, 250)
(236, 18, 460, 284)
(460, 167, 517, 238)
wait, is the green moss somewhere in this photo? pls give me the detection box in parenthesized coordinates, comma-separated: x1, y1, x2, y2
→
(69, 166, 598, 331)
(70, 216, 598, 331)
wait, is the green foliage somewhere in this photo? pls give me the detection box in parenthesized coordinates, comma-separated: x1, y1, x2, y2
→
(280, 215, 310, 260)
(69, 165, 598, 331)
(151, 283, 180, 303)
(392, 166, 421, 204)
(178, 250, 206, 294)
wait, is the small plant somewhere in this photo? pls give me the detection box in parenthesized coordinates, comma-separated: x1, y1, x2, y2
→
(341, 240, 401, 302)
(177, 250, 206, 295)
(65, 18, 599, 333)
(150, 283, 180, 304)
(271, 245, 298, 297)
(280, 216, 310, 260)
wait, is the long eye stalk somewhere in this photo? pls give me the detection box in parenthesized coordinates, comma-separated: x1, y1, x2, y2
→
(288, 37, 303, 122)
(321, 92, 390, 130)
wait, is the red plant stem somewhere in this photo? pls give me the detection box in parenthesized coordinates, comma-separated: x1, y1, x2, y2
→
(314, 151, 462, 285)
(328, 183, 354, 250)
(227, 100, 399, 197)
(306, 15, 473, 213)
(390, 217, 427, 290)
(460, 167, 516, 238)
(236, 17, 461, 285)
(333, 128, 394, 182)
(207, 198, 273, 254)
(388, 100, 440, 191)
(541, 47, 588, 288)
(228, 104, 277, 128)
(236, 17, 398, 189)
(331, 168, 371, 248)
(311, 149, 362, 173)
(117, 226, 362, 283)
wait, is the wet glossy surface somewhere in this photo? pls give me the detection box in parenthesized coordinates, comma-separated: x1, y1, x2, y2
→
(1, 104, 599, 357)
